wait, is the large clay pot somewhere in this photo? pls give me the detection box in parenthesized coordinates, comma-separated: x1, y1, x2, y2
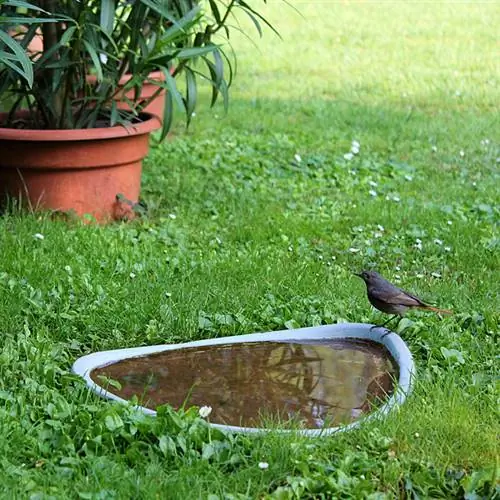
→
(0, 112, 161, 222)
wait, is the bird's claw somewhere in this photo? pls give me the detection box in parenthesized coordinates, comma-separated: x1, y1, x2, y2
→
(369, 324, 393, 339)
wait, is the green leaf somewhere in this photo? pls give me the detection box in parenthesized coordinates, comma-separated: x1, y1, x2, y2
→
(0, 30, 33, 87)
(202, 442, 216, 460)
(202, 57, 220, 107)
(218, 44, 234, 86)
(138, 0, 200, 36)
(100, 0, 115, 35)
(162, 65, 185, 112)
(77, 492, 93, 500)
(104, 413, 124, 431)
(184, 66, 197, 127)
(177, 45, 218, 60)
(158, 435, 176, 456)
(284, 319, 300, 330)
(149, 6, 201, 54)
(219, 78, 229, 112)
(235, 0, 282, 39)
(87, 23, 119, 55)
(159, 79, 174, 140)
(34, 26, 76, 67)
(110, 100, 119, 127)
(396, 317, 414, 332)
(207, 0, 222, 24)
(0, 16, 61, 25)
(198, 314, 213, 330)
(212, 49, 224, 87)
(176, 435, 187, 454)
(83, 40, 104, 83)
(441, 347, 465, 364)
(3, 0, 50, 13)
(97, 375, 122, 390)
(237, 7, 263, 38)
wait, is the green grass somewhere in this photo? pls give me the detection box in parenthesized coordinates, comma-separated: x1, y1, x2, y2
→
(1, 1, 499, 498)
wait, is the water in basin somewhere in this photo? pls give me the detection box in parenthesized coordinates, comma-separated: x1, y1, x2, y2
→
(91, 339, 398, 429)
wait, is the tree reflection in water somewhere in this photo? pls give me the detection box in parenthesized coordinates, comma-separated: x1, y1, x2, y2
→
(92, 340, 397, 428)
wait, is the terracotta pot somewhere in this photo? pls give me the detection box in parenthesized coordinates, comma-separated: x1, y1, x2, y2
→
(8, 27, 43, 59)
(87, 70, 166, 120)
(0, 112, 161, 222)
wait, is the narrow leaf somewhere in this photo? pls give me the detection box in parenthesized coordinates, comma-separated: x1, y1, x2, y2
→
(4, 0, 50, 12)
(110, 100, 119, 127)
(184, 67, 197, 127)
(202, 56, 219, 107)
(212, 49, 224, 87)
(160, 81, 173, 140)
(219, 78, 229, 112)
(83, 40, 104, 83)
(34, 26, 76, 67)
(238, 8, 262, 38)
(207, 0, 222, 24)
(100, 0, 115, 35)
(176, 45, 218, 60)
(0, 30, 33, 87)
(140, 0, 200, 31)
(236, 0, 282, 39)
(162, 66, 186, 113)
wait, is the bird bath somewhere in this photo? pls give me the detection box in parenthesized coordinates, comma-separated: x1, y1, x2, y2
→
(72, 323, 414, 435)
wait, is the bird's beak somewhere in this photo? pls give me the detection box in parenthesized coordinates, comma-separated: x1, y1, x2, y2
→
(353, 272, 362, 278)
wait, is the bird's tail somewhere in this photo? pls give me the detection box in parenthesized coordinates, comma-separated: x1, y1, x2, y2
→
(420, 305, 453, 315)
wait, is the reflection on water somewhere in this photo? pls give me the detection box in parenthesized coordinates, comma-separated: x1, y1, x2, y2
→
(91, 339, 398, 428)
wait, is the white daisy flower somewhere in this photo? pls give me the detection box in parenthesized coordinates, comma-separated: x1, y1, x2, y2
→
(198, 406, 212, 418)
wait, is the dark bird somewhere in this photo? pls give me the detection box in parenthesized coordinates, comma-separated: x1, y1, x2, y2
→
(355, 270, 452, 332)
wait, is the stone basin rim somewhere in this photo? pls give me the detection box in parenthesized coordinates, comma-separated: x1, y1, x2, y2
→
(72, 322, 415, 436)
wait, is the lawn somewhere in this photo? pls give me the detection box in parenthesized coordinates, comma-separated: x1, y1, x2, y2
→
(1, 1, 499, 498)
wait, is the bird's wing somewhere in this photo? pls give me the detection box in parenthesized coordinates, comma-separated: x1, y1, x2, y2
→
(369, 281, 427, 307)
(384, 290, 427, 307)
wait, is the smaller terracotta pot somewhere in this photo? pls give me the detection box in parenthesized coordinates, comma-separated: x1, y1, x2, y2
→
(0, 112, 161, 222)
(87, 71, 166, 120)
(8, 27, 43, 59)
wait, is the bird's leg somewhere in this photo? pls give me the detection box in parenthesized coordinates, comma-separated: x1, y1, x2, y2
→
(381, 316, 403, 338)
(370, 315, 400, 335)
(370, 315, 396, 330)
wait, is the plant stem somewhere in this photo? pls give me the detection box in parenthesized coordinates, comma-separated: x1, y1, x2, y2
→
(40, 0, 63, 128)
(211, 0, 236, 35)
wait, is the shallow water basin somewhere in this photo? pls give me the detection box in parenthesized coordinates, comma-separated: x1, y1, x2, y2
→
(73, 323, 415, 435)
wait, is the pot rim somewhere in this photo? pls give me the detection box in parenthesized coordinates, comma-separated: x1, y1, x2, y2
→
(0, 111, 161, 142)
(87, 69, 168, 86)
